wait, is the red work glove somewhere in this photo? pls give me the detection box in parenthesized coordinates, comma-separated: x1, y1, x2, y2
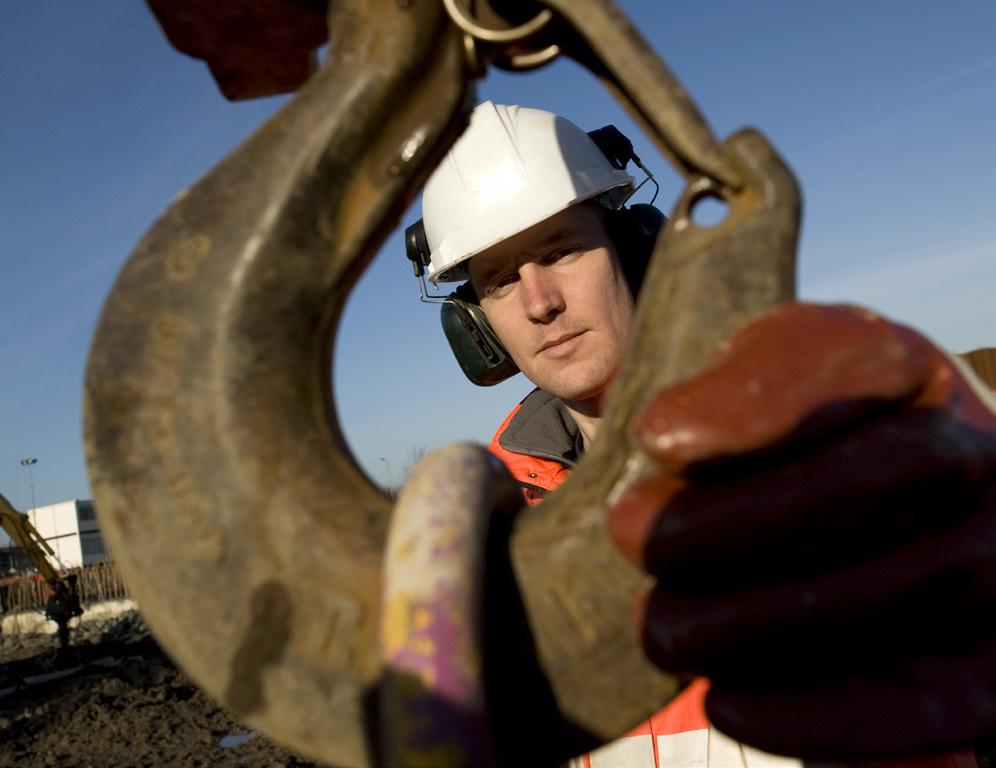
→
(609, 302, 996, 761)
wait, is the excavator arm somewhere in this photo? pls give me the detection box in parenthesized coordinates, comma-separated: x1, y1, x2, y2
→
(0, 492, 61, 585)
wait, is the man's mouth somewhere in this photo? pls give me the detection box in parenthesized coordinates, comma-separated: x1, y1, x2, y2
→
(539, 331, 585, 358)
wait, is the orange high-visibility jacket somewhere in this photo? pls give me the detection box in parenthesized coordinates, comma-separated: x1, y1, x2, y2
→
(488, 389, 976, 768)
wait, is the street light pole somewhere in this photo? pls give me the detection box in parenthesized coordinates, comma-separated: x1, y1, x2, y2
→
(20, 457, 38, 513)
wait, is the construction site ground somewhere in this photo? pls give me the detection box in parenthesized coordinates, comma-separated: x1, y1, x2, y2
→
(0, 610, 320, 768)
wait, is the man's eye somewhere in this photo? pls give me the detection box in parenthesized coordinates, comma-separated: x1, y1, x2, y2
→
(484, 274, 517, 298)
(544, 246, 581, 265)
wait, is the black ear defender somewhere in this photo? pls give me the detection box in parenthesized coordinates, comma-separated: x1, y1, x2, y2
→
(582, 125, 667, 294)
(440, 283, 520, 386)
(404, 124, 667, 387)
(586, 125, 637, 171)
(405, 220, 521, 386)
(604, 203, 668, 295)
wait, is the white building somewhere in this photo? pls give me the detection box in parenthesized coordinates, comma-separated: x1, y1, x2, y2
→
(28, 499, 109, 569)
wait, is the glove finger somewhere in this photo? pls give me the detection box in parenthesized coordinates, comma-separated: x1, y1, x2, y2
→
(636, 488, 996, 676)
(705, 635, 996, 761)
(620, 406, 996, 588)
(633, 303, 932, 473)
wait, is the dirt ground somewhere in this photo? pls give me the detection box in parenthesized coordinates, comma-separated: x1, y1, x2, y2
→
(5, 613, 994, 768)
(0, 612, 322, 768)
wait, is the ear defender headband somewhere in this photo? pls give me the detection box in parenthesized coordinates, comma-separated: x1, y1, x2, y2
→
(405, 125, 666, 387)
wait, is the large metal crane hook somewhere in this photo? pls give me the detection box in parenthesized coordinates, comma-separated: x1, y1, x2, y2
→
(84, 1, 800, 764)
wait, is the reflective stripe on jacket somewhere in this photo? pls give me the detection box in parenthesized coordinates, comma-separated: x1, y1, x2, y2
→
(488, 389, 976, 768)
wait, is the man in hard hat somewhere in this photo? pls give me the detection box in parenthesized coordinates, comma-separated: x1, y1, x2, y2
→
(413, 102, 659, 504)
(409, 101, 996, 766)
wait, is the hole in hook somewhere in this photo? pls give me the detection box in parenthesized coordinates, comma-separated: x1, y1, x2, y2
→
(689, 192, 729, 228)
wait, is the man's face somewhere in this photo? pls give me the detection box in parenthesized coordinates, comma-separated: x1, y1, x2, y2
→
(468, 203, 634, 404)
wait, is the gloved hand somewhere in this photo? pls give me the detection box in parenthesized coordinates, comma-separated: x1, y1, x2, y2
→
(608, 302, 996, 760)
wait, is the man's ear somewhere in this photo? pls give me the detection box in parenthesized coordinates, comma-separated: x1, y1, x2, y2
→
(440, 283, 520, 387)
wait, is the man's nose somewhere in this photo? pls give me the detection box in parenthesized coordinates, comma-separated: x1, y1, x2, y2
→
(519, 263, 565, 323)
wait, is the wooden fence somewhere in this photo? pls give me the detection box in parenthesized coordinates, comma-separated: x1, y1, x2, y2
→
(0, 561, 129, 615)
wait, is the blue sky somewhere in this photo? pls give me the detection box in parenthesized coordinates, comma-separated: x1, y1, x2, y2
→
(2, 2, 995, 517)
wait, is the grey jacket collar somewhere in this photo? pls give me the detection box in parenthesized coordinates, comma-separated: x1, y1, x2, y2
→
(497, 389, 582, 468)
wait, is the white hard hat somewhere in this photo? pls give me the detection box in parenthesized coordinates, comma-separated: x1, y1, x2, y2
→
(422, 101, 635, 284)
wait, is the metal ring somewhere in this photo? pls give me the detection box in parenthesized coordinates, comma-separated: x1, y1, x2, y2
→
(670, 176, 730, 231)
(461, 32, 487, 78)
(443, 0, 553, 44)
(493, 42, 561, 72)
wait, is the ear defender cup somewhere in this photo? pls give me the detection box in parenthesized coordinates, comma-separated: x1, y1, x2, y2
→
(440, 282, 520, 387)
(603, 203, 668, 296)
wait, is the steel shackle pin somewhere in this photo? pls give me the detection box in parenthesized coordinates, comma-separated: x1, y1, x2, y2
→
(84, 1, 800, 766)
